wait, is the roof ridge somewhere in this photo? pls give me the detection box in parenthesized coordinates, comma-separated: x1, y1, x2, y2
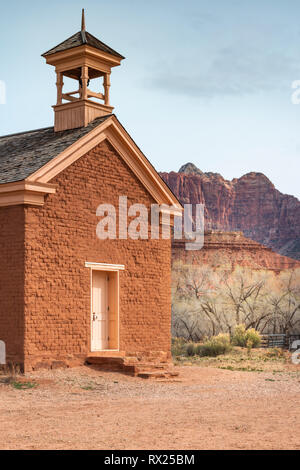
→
(81, 29, 87, 44)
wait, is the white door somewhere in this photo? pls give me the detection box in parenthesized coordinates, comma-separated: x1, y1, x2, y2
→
(91, 271, 108, 350)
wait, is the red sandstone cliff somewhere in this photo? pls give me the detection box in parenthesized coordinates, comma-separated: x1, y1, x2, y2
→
(161, 163, 300, 261)
(172, 231, 300, 272)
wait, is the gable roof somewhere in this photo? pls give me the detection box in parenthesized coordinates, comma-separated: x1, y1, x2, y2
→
(0, 116, 111, 184)
(0, 115, 182, 211)
(42, 31, 125, 59)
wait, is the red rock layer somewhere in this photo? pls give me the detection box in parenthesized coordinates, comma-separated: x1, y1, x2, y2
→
(172, 231, 300, 272)
(161, 166, 300, 261)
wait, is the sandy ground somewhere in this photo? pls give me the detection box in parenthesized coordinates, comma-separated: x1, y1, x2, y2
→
(0, 364, 299, 450)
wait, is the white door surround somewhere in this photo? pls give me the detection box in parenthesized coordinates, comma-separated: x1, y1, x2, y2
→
(85, 262, 124, 352)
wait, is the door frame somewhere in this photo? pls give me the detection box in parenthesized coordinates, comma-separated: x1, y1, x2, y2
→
(85, 262, 125, 352)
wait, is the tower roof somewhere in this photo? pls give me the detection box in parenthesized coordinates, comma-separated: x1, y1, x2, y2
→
(42, 10, 124, 59)
(42, 30, 124, 59)
(42, 10, 125, 131)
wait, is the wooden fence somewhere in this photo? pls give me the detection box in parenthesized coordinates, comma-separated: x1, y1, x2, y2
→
(261, 334, 300, 349)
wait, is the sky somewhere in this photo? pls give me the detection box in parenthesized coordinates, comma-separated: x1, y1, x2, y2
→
(0, 0, 300, 199)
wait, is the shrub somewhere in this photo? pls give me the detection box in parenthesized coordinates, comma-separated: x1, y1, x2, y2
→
(171, 337, 187, 356)
(195, 344, 204, 356)
(185, 343, 196, 356)
(246, 328, 262, 348)
(197, 333, 232, 357)
(232, 324, 261, 348)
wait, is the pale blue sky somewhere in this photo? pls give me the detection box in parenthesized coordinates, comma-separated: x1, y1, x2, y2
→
(0, 0, 300, 198)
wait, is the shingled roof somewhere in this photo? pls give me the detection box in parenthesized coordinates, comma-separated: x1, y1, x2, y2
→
(0, 115, 111, 184)
(42, 31, 124, 59)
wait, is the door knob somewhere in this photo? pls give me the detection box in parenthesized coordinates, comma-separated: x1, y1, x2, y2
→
(93, 313, 97, 321)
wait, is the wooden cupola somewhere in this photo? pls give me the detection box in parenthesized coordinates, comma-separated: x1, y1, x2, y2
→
(42, 9, 124, 132)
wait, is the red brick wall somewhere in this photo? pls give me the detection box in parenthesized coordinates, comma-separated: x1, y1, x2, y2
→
(23, 140, 171, 370)
(0, 206, 25, 365)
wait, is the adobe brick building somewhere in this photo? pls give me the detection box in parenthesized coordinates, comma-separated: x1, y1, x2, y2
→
(0, 12, 181, 373)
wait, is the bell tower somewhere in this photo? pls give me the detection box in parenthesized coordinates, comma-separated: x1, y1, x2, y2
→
(42, 10, 124, 132)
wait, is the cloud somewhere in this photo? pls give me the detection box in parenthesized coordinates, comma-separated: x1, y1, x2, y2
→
(148, 43, 300, 98)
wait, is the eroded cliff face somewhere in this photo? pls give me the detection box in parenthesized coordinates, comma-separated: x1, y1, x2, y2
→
(172, 231, 300, 272)
(161, 163, 300, 260)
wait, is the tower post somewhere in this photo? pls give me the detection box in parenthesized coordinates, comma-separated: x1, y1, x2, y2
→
(80, 66, 89, 100)
(104, 73, 111, 106)
(56, 72, 63, 105)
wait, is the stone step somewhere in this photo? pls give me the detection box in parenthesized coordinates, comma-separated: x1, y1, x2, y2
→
(85, 356, 125, 368)
(122, 364, 137, 374)
(137, 371, 167, 379)
(125, 363, 167, 371)
(166, 370, 180, 377)
(87, 350, 126, 358)
(86, 355, 179, 379)
(137, 369, 180, 379)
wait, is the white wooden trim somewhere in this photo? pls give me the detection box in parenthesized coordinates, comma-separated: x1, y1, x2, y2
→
(85, 262, 125, 271)
(89, 264, 121, 353)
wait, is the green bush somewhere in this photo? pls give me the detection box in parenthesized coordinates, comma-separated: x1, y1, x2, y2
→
(197, 333, 232, 357)
(231, 324, 261, 348)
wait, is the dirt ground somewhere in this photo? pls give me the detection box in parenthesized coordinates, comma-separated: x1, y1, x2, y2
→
(0, 360, 299, 450)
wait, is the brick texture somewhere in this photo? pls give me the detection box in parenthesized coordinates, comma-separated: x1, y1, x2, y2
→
(0, 206, 25, 365)
(21, 140, 171, 370)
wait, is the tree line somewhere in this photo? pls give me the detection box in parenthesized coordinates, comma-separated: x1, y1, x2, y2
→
(172, 262, 300, 341)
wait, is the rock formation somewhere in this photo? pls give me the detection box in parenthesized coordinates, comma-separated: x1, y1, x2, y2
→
(161, 163, 300, 261)
(172, 231, 300, 272)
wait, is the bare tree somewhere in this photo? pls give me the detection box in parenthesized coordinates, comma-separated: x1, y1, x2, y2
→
(171, 262, 300, 340)
(269, 270, 300, 334)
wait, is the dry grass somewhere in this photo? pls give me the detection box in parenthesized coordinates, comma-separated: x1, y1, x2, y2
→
(173, 346, 297, 374)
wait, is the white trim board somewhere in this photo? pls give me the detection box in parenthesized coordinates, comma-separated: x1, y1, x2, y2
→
(85, 262, 125, 271)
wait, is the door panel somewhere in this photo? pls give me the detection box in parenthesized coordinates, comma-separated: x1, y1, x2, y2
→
(108, 271, 118, 349)
(92, 271, 108, 350)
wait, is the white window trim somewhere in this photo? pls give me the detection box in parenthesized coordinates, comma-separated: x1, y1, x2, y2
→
(85, 262, 125, 272)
